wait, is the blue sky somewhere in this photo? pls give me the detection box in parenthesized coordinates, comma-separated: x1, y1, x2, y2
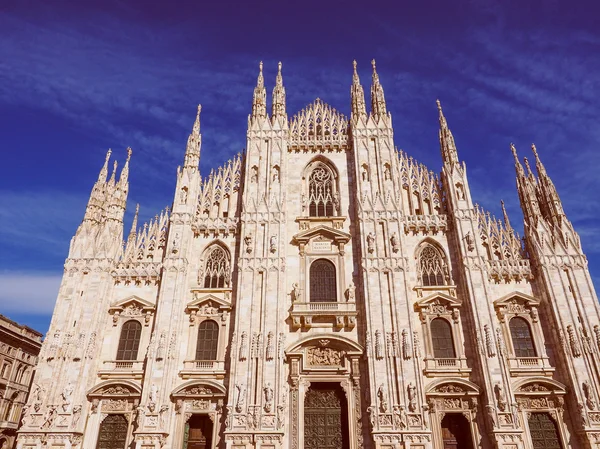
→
(1, 0, 599, 335)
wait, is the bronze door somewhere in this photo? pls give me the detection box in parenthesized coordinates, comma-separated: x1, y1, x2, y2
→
(441, 414, 473, 449)
(529, 412, 563, 449)
(96, 414, 128, 449)
(304, 387, 345, 449)
(186, 415, 212, 449)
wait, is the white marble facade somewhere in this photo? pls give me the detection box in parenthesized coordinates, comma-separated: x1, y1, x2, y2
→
(17, 60, 600, 449)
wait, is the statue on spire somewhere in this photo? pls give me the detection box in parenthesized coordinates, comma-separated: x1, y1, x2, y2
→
(271, 61, 287, 120)
(98, 149, 112, 182)
(252, 61, 267, 120)
(370, 59, 387, 118)
(350, 60, 366, 119)
(119, 147, 132, 186)
(436, 100, 459, 165)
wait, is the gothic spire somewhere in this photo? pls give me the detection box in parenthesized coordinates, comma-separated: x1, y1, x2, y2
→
(271, 62, 287, 120)
(128, 204, 139, 241)
(119, 147, 132, 186)
(252, 61, 267, 120)
(183, 105, 202, 170)
(511, 143, 541, 224)
(500, 200, 512, 231)
(350, 60, 366, 119)
(437, 100, 459, 165)
(370, 59, 387, 118)
(108, 160, 118, 186)
(98, 149, 112, 182)
(531, 143, 565, 221)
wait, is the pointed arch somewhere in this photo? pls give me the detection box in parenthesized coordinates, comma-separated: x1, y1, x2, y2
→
(302, 157, 340, 217)
(415, 239, 450, 286)
(201, 241, 231, 288)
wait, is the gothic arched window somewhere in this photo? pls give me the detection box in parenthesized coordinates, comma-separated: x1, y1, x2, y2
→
(310, 259, 337, 303)
(203, 245, 231, 289)
(308, 163, 335, 217)
(195, 320, 219, 361)
(431, 318, 456, 358)
(116, 320, 142, 361)
(509, 317, 536, 358)
(418, 244, 447, 286)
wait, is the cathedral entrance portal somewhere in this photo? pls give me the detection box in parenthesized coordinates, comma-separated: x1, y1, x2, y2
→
(440, 414, 473, 449)
(303, 383, 349, 449)
(184, 414, 213, 449)
(95, 414, 128, 449)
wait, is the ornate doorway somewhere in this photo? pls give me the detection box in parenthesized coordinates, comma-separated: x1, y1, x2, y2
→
(184, 415, 213, 449)
(440, 414, 473, 449)
(303, 383, 348, 449)
(96, 414, 128, 449)
(528, 412, 563, 449)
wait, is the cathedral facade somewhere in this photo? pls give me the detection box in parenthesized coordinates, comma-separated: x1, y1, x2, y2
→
(16, 60, 600, 449)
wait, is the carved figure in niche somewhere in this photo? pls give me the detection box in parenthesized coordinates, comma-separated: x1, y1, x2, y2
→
(61, 383, 73, 412)
(494, 383, 507, 412)
(334, 191, 340, 213)
(307, 346, 342, 366)
(156, 332, 166, 361)
(367, 232, 375, 254)
(91, 398, 99, 414)
(346, 282, 356, 302)
(171, 233, 180, 254)
(583, 381, 597, 410)
(377, 384, 388, 412)
(250, 166, 258, 183)
(31, 384, 43, 411)
(456, 183, 465, 200)
(20, 405, 30, 427)
(464, 231, 475, 252)
(390, 232, 399, 253)
(292, 283, 301, 302)
(393, 405, 407, 429)
(136, 406, 145, 428)
(148, 384, 158, 412)
(568, 324, 582, 357)
(361, 164, 369, 182)
(270, 235, 277, 253)
(367, 406, 376, 430)
(42, 405, 57, 429)
(235, 384, 245, 413)
(263, 383, 273, 412)
(244, 234, 253, 254)
(72, 405, 82, 427)
(272, 166, 279, 183)
(407, 382, 417, 412)
(180, 187, 188, 204)
(384, 164, 391, 181)
(159, 405, 169, 428)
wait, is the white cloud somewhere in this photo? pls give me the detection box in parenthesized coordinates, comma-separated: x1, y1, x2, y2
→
(0, 272, 61, 314)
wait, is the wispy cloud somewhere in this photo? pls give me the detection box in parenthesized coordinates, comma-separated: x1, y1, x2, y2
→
(0, 272, 61, 316)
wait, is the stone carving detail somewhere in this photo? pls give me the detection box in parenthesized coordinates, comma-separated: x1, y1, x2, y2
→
(292, 283, 301, 302)
(41, 405, 57, 429)
(148, 384, 158, 413)
(485, 324, 496, 357)
(270, 235, 277, 253)
(494, 383, 507, 412)
(265, 331, 274, 361)
(407, 382, 417, 412)
(390, 232, 399, 253)
(346, 282, 356, 302)
(377, 385, 388, 412)
(567, 325, 582, 357)
(61, 383, 73, 412)
(402, 329, 412, 360)
(581, 326, 593, 354)
(496, 327, 506, 358)
(413, 331, 421, 358)
(278, 332, 285, 359)
(375, 330, 383, 360)
(584, 381, 597, 410)
(155, 331, 166, 361)
(367, 232, 375, 254)
(306, 347, 342, 366)
(244, 234, 253, 253)
(594, 325, 600, 350)
(235, 384, 245, 413)
(239, 332, 247, 361)
(263, 383, 273, 412)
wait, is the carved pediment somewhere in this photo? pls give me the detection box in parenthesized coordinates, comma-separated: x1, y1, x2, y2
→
(514, 378, 566, 395)
(494, 292, 539, 310)
(171, 380, 227, 398)
(292, 225, 351, 246)
(426, 379, 480, 396)
(186, 294, 231, 314)
(415, 292, 461, 312)
(88, 380, 142, 399)
(108, 296, 155, 316)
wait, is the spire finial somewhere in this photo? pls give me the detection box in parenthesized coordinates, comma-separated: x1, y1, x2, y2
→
(350, 60, 366, 119)
(272, 61, 286, 119)
(437, 100, 458, 164)
(370, 59, 387, 117)
(252, 61, 267, 119)
(109, 160, 118, 184)
(193, 104, 201, 134)
(129, 203, 139, 237)
(510, 143, 518, 161)
(98, 149, 112, 182)
(500, 199, 512, 230)
(523, 157, 534, 177)
(531, 143, 547, 175)
(119, 147, 132, 185)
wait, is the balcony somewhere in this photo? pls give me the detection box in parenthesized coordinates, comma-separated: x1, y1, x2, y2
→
(290, 302, 357, 330)
(507, 357, 554, 376)
(179, 360, 226, 380)
(424, 357, 471, 377)
(98, 360, 144, 380)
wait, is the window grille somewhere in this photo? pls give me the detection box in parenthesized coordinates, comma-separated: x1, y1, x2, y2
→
(310, 259, 337, 303)
(116, 320, 142, 361)
(431, 318, 456, 358)
(528, 412, 563, 449)
(203, 246, 231, 289)
(509, 317, 537, 358)
(308, 164, 335, 217)
(195, 320, 219, 361)
(418, 245, 446, 286)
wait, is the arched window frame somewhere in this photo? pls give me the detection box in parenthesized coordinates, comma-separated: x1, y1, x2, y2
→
(509, 317, 537, 358)
(430, 317, 456, 359)
(115, 320, 143, 361)
(198, 243, 231, 289)
(309, 258, 338, 303)
(494, 293, 551, 374)
(302, 158, 340, 218)
(416, 293, 469, 375)
(195, 319, 219, 361)
(416, 241, 450, 287)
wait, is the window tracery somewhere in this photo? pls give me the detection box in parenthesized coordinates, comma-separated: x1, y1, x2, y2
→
(203, 245, 231, 289)
(308, 164, 335, 217)
(417, 243, 449, 286)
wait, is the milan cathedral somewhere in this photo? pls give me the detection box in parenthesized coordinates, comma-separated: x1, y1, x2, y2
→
(17, 60, 600, 449)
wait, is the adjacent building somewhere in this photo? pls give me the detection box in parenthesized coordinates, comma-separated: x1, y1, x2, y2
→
(0, 315, 42, 449)
(16, 60, 600, 449)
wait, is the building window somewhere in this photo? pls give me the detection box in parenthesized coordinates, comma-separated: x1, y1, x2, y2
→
(203, 245, 231, 289)
(528, 412, 563, 449)
(418, 244, 447, 286)
(308, 164, 335, 217)
(95, 413, 129, 449)
(195, 320, 219, 361)
(431, 318, 456, 358)
(116, 320, 142, 361)
(0, 363, 9, 379)
(310, 259, 337, 303)
(510, 317, 536, 358)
